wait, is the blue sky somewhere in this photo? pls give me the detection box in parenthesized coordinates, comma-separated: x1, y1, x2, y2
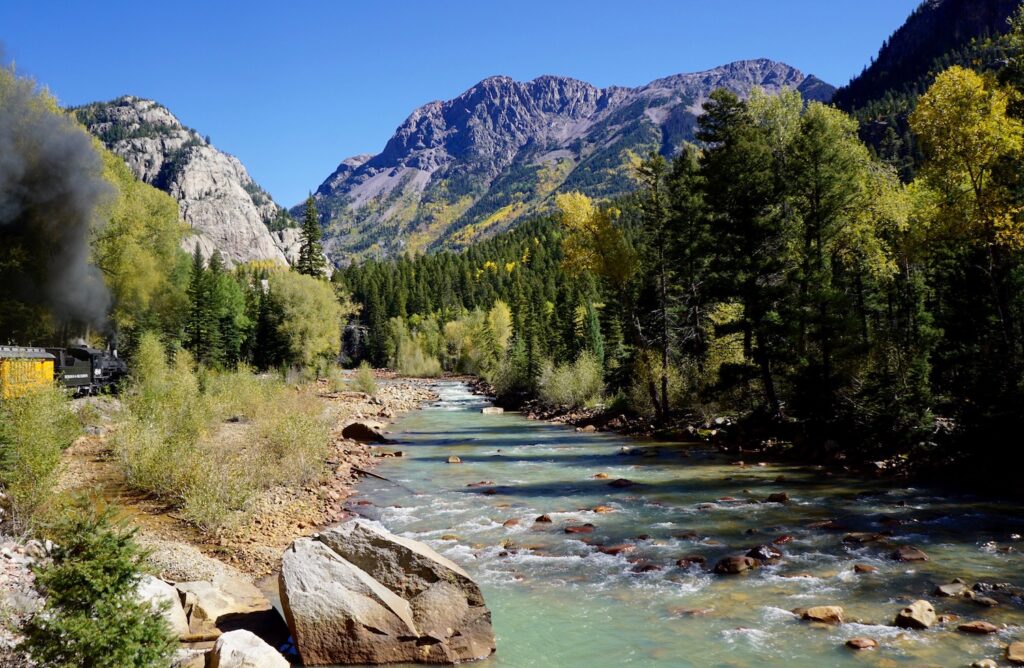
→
(1, 1, 921, 206)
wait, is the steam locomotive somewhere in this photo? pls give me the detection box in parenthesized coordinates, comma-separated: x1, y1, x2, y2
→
(0, 345, 128, 399)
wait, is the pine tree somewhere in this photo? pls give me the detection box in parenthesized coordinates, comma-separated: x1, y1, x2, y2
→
(296, 195, 326, 277)
(184, 244, 218, 365)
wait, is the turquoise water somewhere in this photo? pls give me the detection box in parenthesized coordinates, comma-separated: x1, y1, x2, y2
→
(350, 382, 1024, 667)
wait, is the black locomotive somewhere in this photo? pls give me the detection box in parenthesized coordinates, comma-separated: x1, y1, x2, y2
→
(46, 346, 128, 396)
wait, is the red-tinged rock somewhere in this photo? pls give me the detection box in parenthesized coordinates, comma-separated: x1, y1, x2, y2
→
(676, 555, 707, 567)
(565, 524, 595, 534)
(533, 514, 552, 524)
(957, 621, 999, 634)
(772, 535, 794, 545)
(853, 564, 877, 574)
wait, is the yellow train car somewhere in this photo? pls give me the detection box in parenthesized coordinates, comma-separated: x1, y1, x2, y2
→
(0, 346, 56, 400)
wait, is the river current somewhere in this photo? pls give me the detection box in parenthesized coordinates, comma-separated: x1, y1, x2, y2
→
(349, 381, 1024, 667)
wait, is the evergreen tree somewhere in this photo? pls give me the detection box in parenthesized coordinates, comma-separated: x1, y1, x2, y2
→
(296, 195, 326, 277)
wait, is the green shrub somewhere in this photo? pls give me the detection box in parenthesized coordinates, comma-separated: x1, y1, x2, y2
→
(352, 361, 377, 396)
(20, 501, 176, 667)
(114, 332, 330, 531)
(0, 385, 80, 530)
(626, 349, 693, 418)
(537, 351, 605, 409)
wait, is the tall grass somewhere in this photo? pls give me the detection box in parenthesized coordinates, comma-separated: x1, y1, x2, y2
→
(113, 333, 330, 532)
(0, 385, 80, 530)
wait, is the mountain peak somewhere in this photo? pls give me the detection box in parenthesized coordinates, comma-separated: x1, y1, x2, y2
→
(308, 61, 834, 261)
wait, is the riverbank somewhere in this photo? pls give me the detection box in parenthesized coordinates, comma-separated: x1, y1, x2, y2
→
(53, 373, 438, 578)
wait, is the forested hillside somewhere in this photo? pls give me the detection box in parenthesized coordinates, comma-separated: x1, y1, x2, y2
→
(833, 0, 1021, 178)
(338, 8, 1024, 483)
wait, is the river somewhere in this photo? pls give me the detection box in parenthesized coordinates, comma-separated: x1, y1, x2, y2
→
(349, 381, 1024, 667)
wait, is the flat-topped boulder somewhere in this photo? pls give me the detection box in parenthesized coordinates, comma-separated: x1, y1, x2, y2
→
(280, 520, 495, 665)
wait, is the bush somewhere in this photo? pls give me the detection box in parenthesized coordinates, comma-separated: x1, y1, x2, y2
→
(114, 333, 330, 531)
(0, 385, 79, 530)
(352, 361, 377, 395)
(537, 351, 605, 409)
(626, 349, 692, 418)
(20, 501, 176, 667)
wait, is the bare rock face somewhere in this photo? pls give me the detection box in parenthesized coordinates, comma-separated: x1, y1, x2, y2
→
(74, 96, 299, 266)
(279, 520, 495, 665)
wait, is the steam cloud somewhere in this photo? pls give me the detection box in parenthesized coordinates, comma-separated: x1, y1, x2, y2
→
(0, 68, 112, 338)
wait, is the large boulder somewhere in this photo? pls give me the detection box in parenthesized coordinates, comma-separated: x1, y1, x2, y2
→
(280, 520, 495, 665)
(137, 575, 189, 638)
(894, 599, 936, 629)
(209, 629, 289, 668)
(342, 421, 390, 444)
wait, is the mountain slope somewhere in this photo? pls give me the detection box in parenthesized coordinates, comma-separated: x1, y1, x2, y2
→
(832, 0, 1021, 177)
(74, 97, 302, 266)
(308, 59, 834, 261)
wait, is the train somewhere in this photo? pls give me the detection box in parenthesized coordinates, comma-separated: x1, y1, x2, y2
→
(0, 345, 128, 399)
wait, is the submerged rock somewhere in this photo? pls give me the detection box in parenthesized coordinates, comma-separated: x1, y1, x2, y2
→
(892, 545, 929, 562)
(279, 520, 495, 665)
(894, 599, 936, 629)
(713, 555, 759, 575)
(209, 629, 289, 668)
(853, 564, 877, 574)
(480, 407, 503, 414)
(765, 492, 790, 503)
(845, 637, 877, 650)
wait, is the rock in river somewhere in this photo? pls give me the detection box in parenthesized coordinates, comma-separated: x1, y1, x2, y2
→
(894, 600, 936, 629)
(936, 582, 969, 597)
(713, 555, 759, 575)
(798, 606, 844, 624)
(845, 637, 877, 650)
(892, 545, 929, 562)
(279, 520, 495, 665)
(1009, 641, 1024, 665)
(958, 621, 999, 634)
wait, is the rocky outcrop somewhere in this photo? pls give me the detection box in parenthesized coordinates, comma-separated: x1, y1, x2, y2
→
(279, 520, 495, 665)
(309, 59, 835, 260)
(209, 629, 289, 668)
(74, 97, 299, 266)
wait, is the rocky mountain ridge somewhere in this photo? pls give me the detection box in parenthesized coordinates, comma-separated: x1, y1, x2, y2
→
(74, 96, 302, 266)
(308, 59, 835, 261)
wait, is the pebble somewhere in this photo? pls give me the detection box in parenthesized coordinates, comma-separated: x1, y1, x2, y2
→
(845, 637, 877, 650)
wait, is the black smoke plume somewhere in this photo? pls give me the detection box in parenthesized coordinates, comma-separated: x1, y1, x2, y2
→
(0, 67, 112, 343)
